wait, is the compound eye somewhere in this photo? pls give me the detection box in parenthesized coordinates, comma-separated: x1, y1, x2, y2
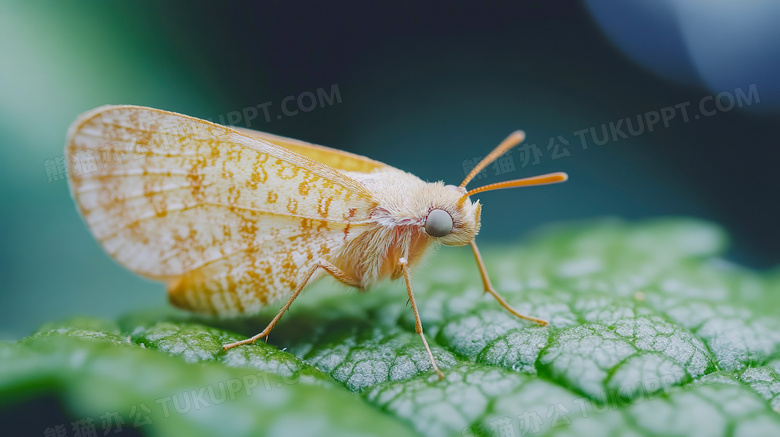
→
(425, 209, 453, 237)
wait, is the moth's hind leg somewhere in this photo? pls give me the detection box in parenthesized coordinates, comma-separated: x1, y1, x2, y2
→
(221, 259, 359, 351)
(469, 241, 548, 325)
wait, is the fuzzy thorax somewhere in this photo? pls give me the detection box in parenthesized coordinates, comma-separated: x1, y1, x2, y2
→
(332, 169, 482, 287)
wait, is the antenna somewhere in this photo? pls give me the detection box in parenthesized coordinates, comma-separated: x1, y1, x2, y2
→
(457, 131, 568, 205)
(460, 131, 526, 188)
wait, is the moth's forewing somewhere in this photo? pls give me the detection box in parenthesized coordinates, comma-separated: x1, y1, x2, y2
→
(233, 127, 387, 174)
(66, 106, 377, 316)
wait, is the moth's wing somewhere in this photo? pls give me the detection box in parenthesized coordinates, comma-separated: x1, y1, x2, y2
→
(233, 127, 398, 174)
(66, 105, 376, 316)
(166, 222, 343, 316)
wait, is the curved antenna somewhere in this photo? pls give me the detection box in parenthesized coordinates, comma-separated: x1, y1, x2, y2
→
(458, 172, 568, 205)
(459, 131, 526, 188)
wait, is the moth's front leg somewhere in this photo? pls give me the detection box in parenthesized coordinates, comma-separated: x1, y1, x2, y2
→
(222, 259, 359, 351)
(398, 257, 445, 380)
(469, 240, 548, 325)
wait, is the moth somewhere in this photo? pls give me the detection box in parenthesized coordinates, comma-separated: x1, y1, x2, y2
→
(66, 105, 567, 379)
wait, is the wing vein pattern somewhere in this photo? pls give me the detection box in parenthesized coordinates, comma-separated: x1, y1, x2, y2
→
(67, 106, 378, 316)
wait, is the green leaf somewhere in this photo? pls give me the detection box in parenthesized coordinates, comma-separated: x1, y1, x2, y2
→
(2, 218, 779, 436)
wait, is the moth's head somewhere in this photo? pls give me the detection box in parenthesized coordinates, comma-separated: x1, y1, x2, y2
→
(422, 131, 568, 246)
(421, 184, 481, 246)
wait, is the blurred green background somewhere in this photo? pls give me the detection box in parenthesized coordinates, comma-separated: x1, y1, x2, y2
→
(1, 1, 779, 341)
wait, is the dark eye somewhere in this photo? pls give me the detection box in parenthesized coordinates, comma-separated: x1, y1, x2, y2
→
(425, 209, 453, 237)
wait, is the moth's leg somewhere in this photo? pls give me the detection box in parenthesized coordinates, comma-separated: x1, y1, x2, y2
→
(469, 240, 548, 325)
(399, 257, 445, 380)
(222, 259, 359, 351)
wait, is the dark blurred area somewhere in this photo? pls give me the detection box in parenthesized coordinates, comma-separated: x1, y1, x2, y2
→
(1, 0, 778, 340)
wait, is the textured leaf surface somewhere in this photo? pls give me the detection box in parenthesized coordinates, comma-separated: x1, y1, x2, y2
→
(2, 219, 779, 436)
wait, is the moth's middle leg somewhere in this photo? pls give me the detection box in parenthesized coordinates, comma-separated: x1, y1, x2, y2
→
(222, 259, 359, 351)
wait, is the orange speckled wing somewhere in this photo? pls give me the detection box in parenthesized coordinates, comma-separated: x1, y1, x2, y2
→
(232, 127, 390, 174)
(66, 105, 377, 316)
